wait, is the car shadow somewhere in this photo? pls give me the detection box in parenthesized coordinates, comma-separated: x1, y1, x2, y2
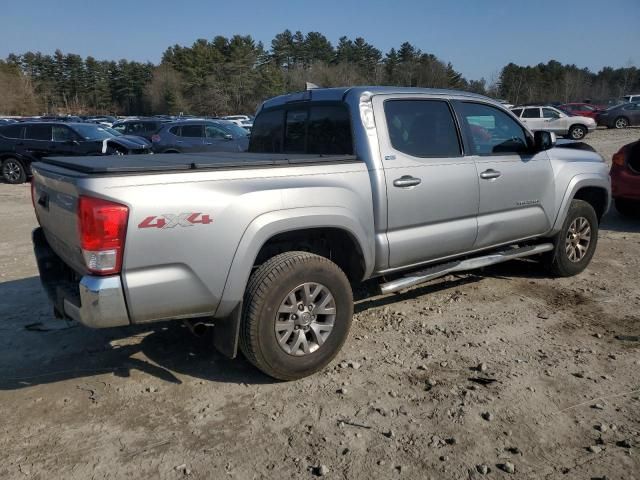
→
(0, 276, 274, 391)
(600, 210, 640, 233)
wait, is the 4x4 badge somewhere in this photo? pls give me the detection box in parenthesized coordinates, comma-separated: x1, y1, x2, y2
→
(138, 213, 213, 229)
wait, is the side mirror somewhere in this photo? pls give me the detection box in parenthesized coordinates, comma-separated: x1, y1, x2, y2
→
(534, 131, 556, 151)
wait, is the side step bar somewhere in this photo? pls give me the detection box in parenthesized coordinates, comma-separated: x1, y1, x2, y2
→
(379, 243, 554, 295)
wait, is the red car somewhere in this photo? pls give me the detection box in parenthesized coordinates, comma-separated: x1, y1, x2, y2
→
(558, 103, 603, 119)
(610, 139, 640, 216)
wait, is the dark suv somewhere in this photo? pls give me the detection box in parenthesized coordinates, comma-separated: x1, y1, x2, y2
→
(0, 122, 152, 183)
(112, 119, 169, 140)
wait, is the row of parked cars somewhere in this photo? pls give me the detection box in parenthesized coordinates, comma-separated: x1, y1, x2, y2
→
(0, 117, 251, 183)
(507, 95, 640, 140)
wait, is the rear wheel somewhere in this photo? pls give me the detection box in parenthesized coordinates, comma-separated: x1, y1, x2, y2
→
(614, 117, 629, 129)
(240, 251, 353, 380)
(2, 157, 27, 184)
(568, 125, 587, 140)
(615, 198, 640, 217)
(546, 199, 598, 277)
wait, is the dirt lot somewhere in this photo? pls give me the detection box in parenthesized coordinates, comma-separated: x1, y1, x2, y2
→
(1, 128, 639, 480)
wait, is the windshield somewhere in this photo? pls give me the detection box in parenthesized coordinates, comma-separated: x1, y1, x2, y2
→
(71, 124, 117, 141)
(102, 126, 122, 136)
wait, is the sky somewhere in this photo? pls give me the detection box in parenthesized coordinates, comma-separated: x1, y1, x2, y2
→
(2, 0, 639, 82)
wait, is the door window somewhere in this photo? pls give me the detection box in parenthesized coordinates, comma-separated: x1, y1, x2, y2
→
(180, 124, 203, 137)
(457, 102, 529, 155)
(522, 108, 541, 118)
(52, 125, 75, 142)
(383, 99, 461, 158)
(205, 125, 228, 139)
(25, 124, 52, 141)
(542, 108, 561, 119)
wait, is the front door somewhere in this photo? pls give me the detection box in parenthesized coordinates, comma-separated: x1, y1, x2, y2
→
(453, 101, 555, 249)
(541, 107, 568, 134)
(204, 124, 235, 152)
(373, 95, 480, 269)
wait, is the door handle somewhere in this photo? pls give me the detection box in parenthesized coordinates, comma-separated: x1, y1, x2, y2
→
(393, 175, 422, 188)
(480, 169, 502, 180)
(204, 142, 213, 145)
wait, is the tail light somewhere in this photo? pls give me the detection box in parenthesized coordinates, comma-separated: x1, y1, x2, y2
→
(78, 196, 129, 275)
(151, 134, 160, 143)
(612, 148, 626, 167)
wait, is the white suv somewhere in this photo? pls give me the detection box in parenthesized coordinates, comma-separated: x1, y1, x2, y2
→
(511, 106, 596, 140)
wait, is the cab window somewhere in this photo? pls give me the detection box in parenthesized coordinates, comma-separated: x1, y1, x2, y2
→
(384, 99, 461, 158)
(457, 102, 529, 156)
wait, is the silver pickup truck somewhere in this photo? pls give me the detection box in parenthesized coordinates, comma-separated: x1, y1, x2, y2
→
(31, 87, 610, 380)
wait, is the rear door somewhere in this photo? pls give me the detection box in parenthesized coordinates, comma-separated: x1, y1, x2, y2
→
(372, 95, 479, 268)
(520, 108, 543, 131)
(453, 101, 555, 248)
(23, 124, 53, 160)
(178, 124, 205, 152)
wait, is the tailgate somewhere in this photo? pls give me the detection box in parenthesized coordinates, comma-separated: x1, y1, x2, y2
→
(32, 165, 87, 274)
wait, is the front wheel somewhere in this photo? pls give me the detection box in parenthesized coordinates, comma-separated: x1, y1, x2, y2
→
(2, 157, 27, 184)
(546, 199, 598, 277)
(568, 125, 587, 140)
(240, 251, 353, 380)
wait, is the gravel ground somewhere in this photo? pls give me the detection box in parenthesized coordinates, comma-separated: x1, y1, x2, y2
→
(0, 128, 639, 479)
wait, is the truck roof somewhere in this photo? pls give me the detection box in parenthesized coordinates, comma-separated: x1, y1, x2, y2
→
(260, 86, 493, 110)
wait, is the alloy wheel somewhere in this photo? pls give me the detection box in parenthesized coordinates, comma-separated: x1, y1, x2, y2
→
(274, 282, 336, 356)
(565, 216, 591, 262)
(2, 160, 21, 182)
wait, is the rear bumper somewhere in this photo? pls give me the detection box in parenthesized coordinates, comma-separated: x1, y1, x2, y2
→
(32, 227, 130, 328)
(611, 166, 640, 201)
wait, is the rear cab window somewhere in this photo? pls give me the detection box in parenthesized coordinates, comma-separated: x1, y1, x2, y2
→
(249, 104, 353, 155)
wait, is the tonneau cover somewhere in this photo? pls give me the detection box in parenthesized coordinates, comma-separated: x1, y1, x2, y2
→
(39, 152, 358, 174)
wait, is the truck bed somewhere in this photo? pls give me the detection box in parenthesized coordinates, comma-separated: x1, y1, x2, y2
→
(40, 152, 358, 174)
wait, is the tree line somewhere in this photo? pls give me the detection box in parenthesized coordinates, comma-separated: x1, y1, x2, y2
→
(1, 30, 638, 116)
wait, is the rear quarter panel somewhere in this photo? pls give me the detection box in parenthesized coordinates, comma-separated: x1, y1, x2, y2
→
(100, 162, 374, 323)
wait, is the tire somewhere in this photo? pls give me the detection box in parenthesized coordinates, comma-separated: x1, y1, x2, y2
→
(2, 157, 27, 184)
(568, 125, 587, 140)
(546, 199, 598, 277)
(614, 198, 640, 217)
(240, 251, 353, 380)
(614, 117, 629, 129)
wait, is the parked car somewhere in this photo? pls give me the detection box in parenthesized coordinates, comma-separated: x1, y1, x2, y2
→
(0, 122, 152, 183)
(622, 94, 640, 103)
(112, 119, 169, 141)
(610, 139, 640, 216)
(30, 86, 610, 380)
(0, 118, 18, 124)
(596, 102, 640, 129)
(557, 103, 602, 119)
(511, 105, 596, 139)
(151, 120, 249, 153)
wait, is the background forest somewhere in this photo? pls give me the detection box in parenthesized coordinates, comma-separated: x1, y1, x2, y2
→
(1, 30, 638, 115)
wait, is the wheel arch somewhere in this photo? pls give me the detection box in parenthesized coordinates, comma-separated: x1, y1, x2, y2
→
(214, 208, 375, 319)
(551, 175, 611, 233)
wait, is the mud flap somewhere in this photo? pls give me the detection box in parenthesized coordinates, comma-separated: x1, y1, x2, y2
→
(213, 303, 242, 359)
